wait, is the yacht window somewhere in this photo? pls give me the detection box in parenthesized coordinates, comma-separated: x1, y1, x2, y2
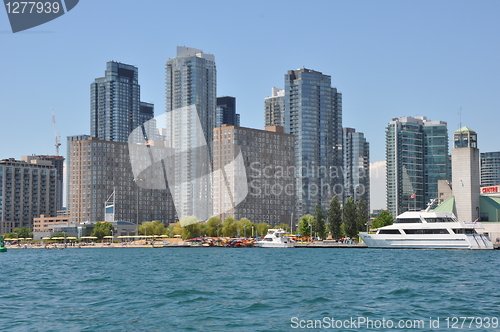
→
(403, 229, 450, 234)
(378, 229, 401, 234)
(451, 229, 477, 234)
(395, 218, 422, 223)
(425, 218, 455, 223)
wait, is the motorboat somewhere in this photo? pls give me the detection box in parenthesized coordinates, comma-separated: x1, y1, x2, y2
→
(256, 229, 294, 248)
(359, 211, 493, 250)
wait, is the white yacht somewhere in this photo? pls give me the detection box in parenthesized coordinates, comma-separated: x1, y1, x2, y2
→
(257, 229, 294, 248)
(359, 211, 493, 250)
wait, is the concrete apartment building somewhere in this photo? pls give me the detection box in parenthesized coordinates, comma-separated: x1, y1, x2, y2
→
(0, 158, 57, 233)
(213, 125, 295, 226)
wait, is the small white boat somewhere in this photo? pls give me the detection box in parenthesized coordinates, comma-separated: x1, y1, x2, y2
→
(257, 229, 294, 248)
(359, 211, 493, 250)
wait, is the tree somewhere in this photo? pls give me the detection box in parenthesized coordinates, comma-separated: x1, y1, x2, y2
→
(182, 222, 204, 240)
(356, 200, 369, 232)
(327, 196, 342, 239)
(167, 222, 183, 237)
(298, 214, 314, 237)
(236, 218, 255, 237)
(343, 197, 358, 238)
(138, 220, 167, 236)
(314, 204, 326, 239)
(222, 216, 237, 237)
(255, 222, 271, 237)
(372, 210, 394, 229)
(205, 216, 222, 237)
(13, 226, 32, 239)
(91, 222, 112, 240)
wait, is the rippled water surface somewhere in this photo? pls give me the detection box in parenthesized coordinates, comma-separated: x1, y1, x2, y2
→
(1, 248, 499, 331)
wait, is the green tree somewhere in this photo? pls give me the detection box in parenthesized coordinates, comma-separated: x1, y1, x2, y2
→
(182, 222, 204, 240)
(205, 216, 222, 237)
(167, 222, 183, 237)
(356, 200, 370, 232)
(298, 214, 314, 237)
(327, 196, 342, 239)
(343, 197, 358, 238)
(91, 222, 112, 240)
(255, 222, 271, 237)
(222, 216, 237, 237)
(14, 226, 33, 239)
(236, 218, 255, 237)
(138, 220, 167, 236)
(314, 204, 326, 239)
(372, 210, 394, 229)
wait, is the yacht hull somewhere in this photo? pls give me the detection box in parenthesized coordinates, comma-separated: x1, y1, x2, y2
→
(359, 233, 493, 250)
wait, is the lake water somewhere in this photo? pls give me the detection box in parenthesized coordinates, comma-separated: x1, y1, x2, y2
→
(0, 248, 499, 331)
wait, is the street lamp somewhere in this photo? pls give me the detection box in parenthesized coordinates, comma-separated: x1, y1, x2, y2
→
(243, 225, 246, 238)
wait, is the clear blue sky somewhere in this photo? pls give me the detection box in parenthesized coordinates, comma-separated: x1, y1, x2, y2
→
(2, 0, 500, 209)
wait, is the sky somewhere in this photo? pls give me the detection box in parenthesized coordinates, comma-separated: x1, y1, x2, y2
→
(1, 0, 500, 211)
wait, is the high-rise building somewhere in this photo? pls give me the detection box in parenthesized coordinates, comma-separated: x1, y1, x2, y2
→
(67, 137, 174, 225)
(481, 151, 500, 187)
(342, 128, 370, 207)
(282, 68, 343, 215)
(165, 47, 216, 219)
(452, 127, 480, 222)
(386, 116, 450, 216)
(0, 158, 57, 233)
(21, 155, 64, 211)
(213, 125, 295, 226)
(90, 61, 154, 143)
(66, 135, 90, 210)
(216, 96, 240, 127)
(264, 87, 285, 127)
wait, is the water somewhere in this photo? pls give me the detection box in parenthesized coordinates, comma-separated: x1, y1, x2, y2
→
(1, 248, 499, 331)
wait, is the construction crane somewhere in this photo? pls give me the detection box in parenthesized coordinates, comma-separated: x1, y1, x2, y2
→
(52, 108, 61, 156)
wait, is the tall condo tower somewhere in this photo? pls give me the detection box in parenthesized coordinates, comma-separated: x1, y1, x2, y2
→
(216, 96, 240, 127)
(386, 116, 450, 216)
(283, 68, 343, 215)
(90, 61, 154, 143)
(342, 128, 370, 207)
(165, 47, 217, 219)
(264, 87, 285, 127)
(452, 127, 480, 222)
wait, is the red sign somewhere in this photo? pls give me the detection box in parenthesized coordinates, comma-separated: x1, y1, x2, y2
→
(481, 186, 499, 193)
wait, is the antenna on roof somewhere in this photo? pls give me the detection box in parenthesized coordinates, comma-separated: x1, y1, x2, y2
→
(459, 107, 462, 130)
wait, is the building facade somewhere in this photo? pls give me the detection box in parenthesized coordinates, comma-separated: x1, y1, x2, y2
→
(165, 47, 217, 219)
(67, 137, 174, 225)
(216, 96, 240, 127)
(342, 128, 370, 207)
(0, 158, 57, 233)
(481, 151, 500, 187)
(264, 87, 285, 127)
(386, 116, 450, 216)
(21, 155, 64, 211)
(90, 61, 154, 143)
(213, 125, 295, 226)
(283, 68, 343, 215)
(452, 127, 480, 222)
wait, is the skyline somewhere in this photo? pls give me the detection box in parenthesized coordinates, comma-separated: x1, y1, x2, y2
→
(2, 1, 500, 211)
